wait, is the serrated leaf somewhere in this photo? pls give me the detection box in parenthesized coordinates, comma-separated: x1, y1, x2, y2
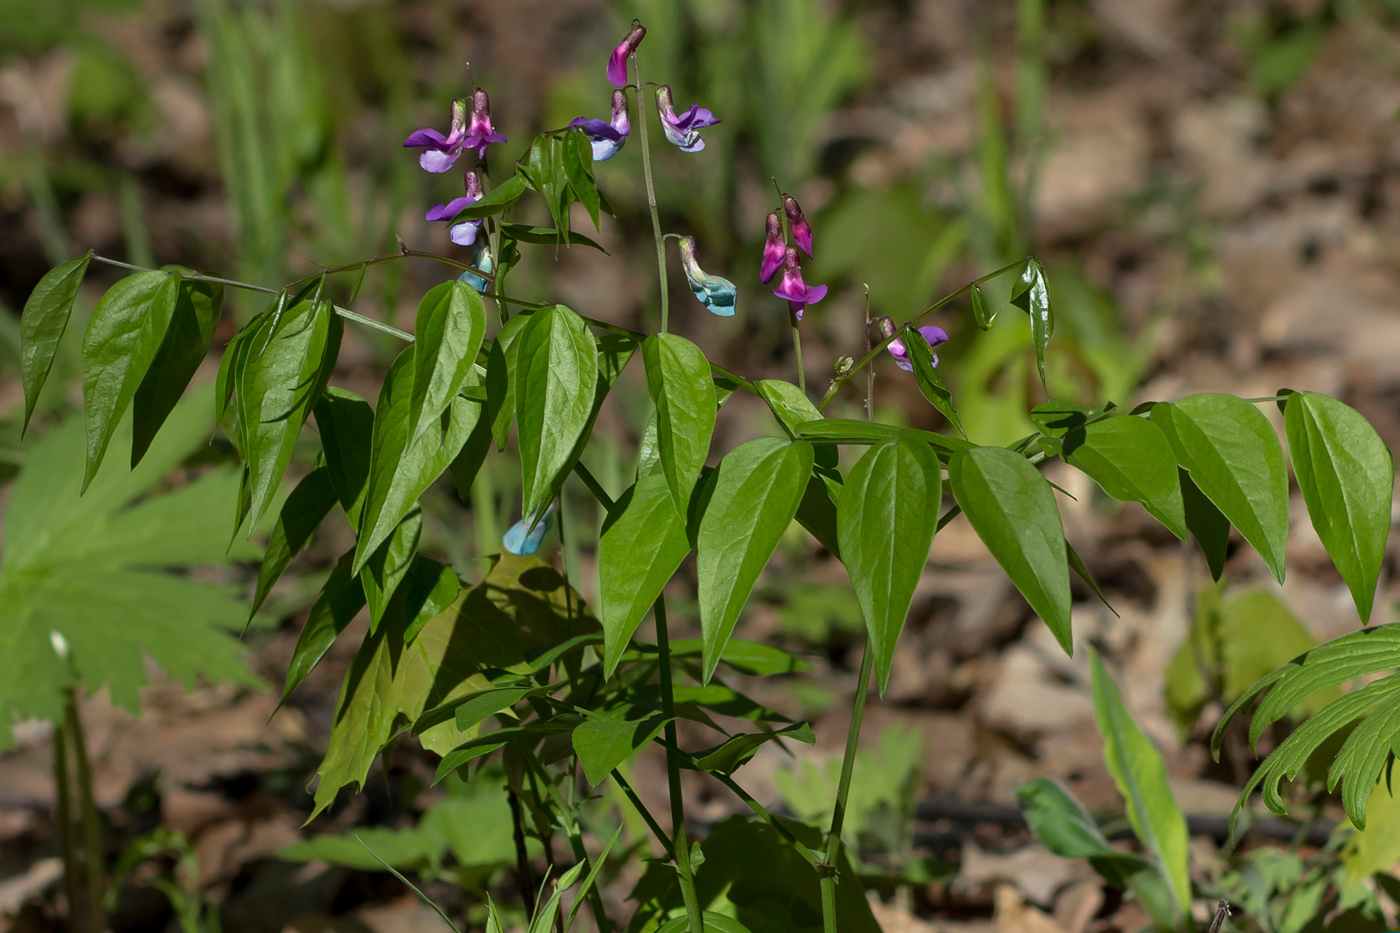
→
(1284, 391, 1393, 622)
(353, 346, 482, 573)
(598, 470, 691, 678)
(837, 440, 941, 694)
(20, 252, 91, 433)
(950, 446, 1072, 653)
(132, 275, 222, 467)
(515, 305, 597, 518)
(1151, 395, 1289, 582)
(1008, 259, 1052, 391)
(81, 270, 180, 490)
(643, 333, 716, 510)
(904, 328, 966, 438)
(407, 281, 486, 446)
(236, 300, 341, 533)
(1060, 416, 1186, 539)
(696, 437, 814, 682)
(250, 465, 337, 620)
(1089, 649, 1191, 919)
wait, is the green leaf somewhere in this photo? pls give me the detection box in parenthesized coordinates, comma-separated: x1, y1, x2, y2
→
(1151, 395, 1289, 582)
(904, 327, 966, 438)
(20, 252, 91, 433)
(1066, 541, 1116, 616)
(250, 465, 337, 620)
(689, 721, 815, 776)
(413, 684, 554, 736)
(795, 469, 842, 558)
(81, 270, 180, 490)
(280, 549, 366, 706)
(1060, 416, 1186, 539)
(215, 314, 261, 428)
(656, 913, 756, 933)
(949, 447, 1072, 653)
(500, 223, 608, 253)
(1008, 258, 1053, 391)
(564, 127, 601, 228)
(597, 470, 691, 678)
(572, 706, 672, 786)
(756, 378, 837, 471)
(1180, 469, 1229, 580)
(313, 387, 374, 525)
(1089, 649, 1191, 919)
(0, 385, 259, 743)
(407, 281, 486, 443)
(796, 418, 975, 459)
(360, 507, 422, 631)
(353, 346, 482, 573)
(970, 283, 995, 330)
(663, 638, 814, 676)
(236, 300, 341, 533)
(837, 440, 941, 694)
(487, 311, 533, 451)
(515, 305, 598, 518)
(448, 173, 526, 223)
(696, 438, 814, 682)
(1284, 391, 1393, 622)
(131, 275, 222, 467)
(643, 333, 716, 510)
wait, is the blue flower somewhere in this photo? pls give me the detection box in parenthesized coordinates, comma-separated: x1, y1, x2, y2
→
(503, 502, 556, 556)
(457, 236, 495, 294)
(678, 236, 736, 316)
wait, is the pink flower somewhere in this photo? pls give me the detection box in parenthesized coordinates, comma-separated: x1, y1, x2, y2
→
(462, 88, 507, 160)
(403, 98, 469, 173)
(760, 212, 784, 284)
(784, 195, 813, 257)
(425, 171, 484, 246)
(771, 247, 827, 321)
(608, 23, 646, 87)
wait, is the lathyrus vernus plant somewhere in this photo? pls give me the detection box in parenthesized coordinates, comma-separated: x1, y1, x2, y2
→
(13, 17, 1396, 933)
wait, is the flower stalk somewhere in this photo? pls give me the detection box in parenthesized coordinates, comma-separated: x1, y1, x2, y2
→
(633, 56, 670, 334)
(820, 645, 875, 933)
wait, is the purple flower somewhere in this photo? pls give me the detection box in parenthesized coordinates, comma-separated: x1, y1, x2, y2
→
(771, 247, 827, 321)
(678, 236, 737, 317)
(425, 171, 484, 246)
(760, 212, 784, 284)
(568, 89, 630, 161)
(608, 23, 646, 88)
(463, 88, 507, 160)
(655, 85, 720, 153)
(872, 315, 949, 372)
(784, 195, 813, 258)
(403, 97, 469, 173)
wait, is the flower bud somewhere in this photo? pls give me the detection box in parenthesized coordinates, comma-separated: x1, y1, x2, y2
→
(608, 23, 647, 87)
(784, 195, 813, 258)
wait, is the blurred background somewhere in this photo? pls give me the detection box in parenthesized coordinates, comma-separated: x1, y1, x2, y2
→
(2, 0, 1400, 931)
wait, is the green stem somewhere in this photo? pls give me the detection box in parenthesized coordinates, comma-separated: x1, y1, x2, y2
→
(610, 768, 674, 857)
(65, 691, 106, 933)
(54, 724, 80, 933)
(632, 58, 670, 334)
(654, 598, 705, 932)
(820, 645, 875, 933)
(817, 256, 1030, 412)
(791, 312, 806, 394)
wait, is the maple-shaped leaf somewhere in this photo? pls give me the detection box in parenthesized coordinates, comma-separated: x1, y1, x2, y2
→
(0, 383, 262, 746)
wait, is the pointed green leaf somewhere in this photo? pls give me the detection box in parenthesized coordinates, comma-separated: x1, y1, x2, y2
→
(949, 446, 1071, 653)
(1008, 259, 1052, 391)
(500, 224, 607, 253)
(689, 722, 815, 776)
(696, 437, 814, 682)
(313, 387, 374, 526)
(756, 378, 837, 470)
(132, 276, 222, 467)
(20, 252, 91, 433)
(970, 283, 995, 330)
(281, 549, 366, 706)
(904, 329, 966, 437)
(837, 440, 941, 694)
(1151, 394, 1288, 582)
(1284, 391, 1393, 622)
(250, 465, 337, 620)
(449, 174, 526, 223)
(515, 305, 597, 518)
(353, 347, 482, 573)
(1180, 469, 1229, 580)
(81, 270, 180, 489)
(1060, 416, 1187, 539)
(236, 300, 341, 532)
(487, 311, 533, 451)
(572, 707, 672, 786)
(796, 469, 842, 557)
(407, 281, 486, 443)
(598, 470, 691, 678)
(361, 507, 422, 631)
(1089, 649, 1191, 919)
(215, 313, 262, 428)
(643, 333, 716, 510)
(564, 127, 601, 228)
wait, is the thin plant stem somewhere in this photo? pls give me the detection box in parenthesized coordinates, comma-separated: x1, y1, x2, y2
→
(818, 256, 1030, 411)
(864, 285, 874, 422)
(610, 768, 674, 857)
(53, 724, 80, 933)
(507, 790, 538, 917)
(632, 56, 670, 334)
(64, 691, 106, 933)
(820, 646, 875, 933)
(654, 598, 705, 932)
(792, 312, 806, 394)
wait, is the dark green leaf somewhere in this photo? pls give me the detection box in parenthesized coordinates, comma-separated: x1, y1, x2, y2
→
(663, 638, 813, 676)
(280, 549, 365, 706)
(407, 281, 486, 443)
(949, 446, 1072, 653)
(313, 387, 374, 525)
(564, 127, 601, 228)
(1060, 416, 1186, 539)
(696, 438, 815, 682)
(487, 311, 533, 451)
(448, 174, 526, 223)
(838, 440, 941, 694)
(20, 252, 90, 433)
(360, 507, 422, 631)
(80, 270, 179, 490)
(515, 305, 597, 518)
(795, 469, 842, 557)
(500, 223, 607, 253)
(250, 465, 337, 620)
(904, 328, 966, 438)
(1151, 395, 1289, 582)
(1180, 469, 1229, 580)
(643, 333, 716, 510)
(1066, 541, 1116, 616)
(1284, 391, 1393, 622)
(132, 276, 222, 467)
(1089, 649, 1191, 918)
(689, 722, 815, 775)
(1008, 258, 1053, 391)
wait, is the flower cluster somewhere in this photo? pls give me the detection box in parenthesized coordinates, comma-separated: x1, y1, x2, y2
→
(403, 89, 506, 173)
(762, 194, 826, 321)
